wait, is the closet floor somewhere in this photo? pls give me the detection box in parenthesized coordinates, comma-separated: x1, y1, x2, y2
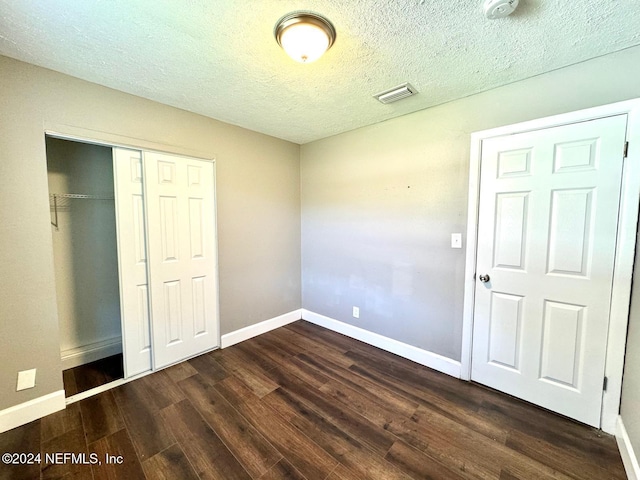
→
(63, 354, 124, 396)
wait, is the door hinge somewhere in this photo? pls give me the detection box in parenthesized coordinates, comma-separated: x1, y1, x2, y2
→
(624, 141, 629, 158)
(603, 376, 608, 391)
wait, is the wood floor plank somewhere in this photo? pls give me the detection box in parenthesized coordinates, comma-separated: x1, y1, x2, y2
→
(139, 369, 186, 409)
(385, 440, 467, 480)
(499, 471, 521, 480)
(142, 443, 199, 480)
(298, 352, 419, 418)
(413, 402, 509, 446)
(288, 409, 411, 480)
(79, 391, 125, 444)
(264, 386, 411, 480)
(278, 324, 354, 360)
(346, 361, 442, 409)
(89, 428, 146, 480)
(0, 421, 40, 480)
(346, 349, 485, 411)
(164, 360, 198, 384)
(325, 463, 366, 480)
(480, 395, 625, 468)
(230, 342, 282, 374)
(111, 380, 176, 460)
(259, 459, 307, 480)
(346, 356, 510, 443)
(41, 427, 93, 480)
(284, 322, 353, 353)
(72, 354, 123, 395)
(178, 374, 282, 478)
(318, 378, 410, 431)
(188, 353, 229, 386)
(230, 366, 279, 398)
(259, 330, 307, 356)
(160, 399, 252, 480)
(264, 366, 396, 457)
(243, 335, 296, 367)
(214, 375, 261, 405)
(73, 363, 108, 394)
(97, 354, 125, 382)
(41, 402, 83, 443)
(504, 428, 626, 480)
(279, 355, 332, 390)
(245, 339, 331, 389)
(390, 406, 574, 480)
(212, 347, 280, 396)
(233, 399, 339, 479)
(63, 367, 78, 396)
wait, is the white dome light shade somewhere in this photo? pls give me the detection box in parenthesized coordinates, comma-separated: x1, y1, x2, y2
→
(280, 23, 329, 63)
(275, 13, 336, 63)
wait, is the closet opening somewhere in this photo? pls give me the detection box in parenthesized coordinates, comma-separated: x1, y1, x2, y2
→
(46, 137, 124, 397)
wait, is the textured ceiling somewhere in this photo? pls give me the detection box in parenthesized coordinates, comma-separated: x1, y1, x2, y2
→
(1, 1, 639, 144)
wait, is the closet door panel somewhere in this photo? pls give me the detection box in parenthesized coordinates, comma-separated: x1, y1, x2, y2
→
(113, 148, 152, 377)
(144, 151, 219, 369)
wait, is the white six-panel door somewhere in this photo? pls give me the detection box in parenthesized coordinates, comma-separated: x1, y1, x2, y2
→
(471, 115, 627, 427)
(143, 151, 219, 369)
(113, 148, 152, 377)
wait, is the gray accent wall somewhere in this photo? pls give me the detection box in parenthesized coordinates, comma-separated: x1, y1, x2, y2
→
(301, 45, 640, 362)
(0, 55, 300, 411)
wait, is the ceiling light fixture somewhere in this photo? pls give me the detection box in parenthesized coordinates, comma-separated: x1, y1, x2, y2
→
(274, 12, 336, 63)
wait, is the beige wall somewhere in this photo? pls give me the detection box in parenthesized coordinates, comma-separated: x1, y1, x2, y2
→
(0, 55, 301, 410)
(301, 46, 640, 362)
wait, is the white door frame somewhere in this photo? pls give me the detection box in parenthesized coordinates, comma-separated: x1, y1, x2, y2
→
(461, 98, 640, 434)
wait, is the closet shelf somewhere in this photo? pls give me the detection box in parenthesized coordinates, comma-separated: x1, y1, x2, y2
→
(49, 193, 115, 229)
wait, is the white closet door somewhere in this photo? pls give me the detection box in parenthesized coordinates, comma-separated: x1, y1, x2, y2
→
(113, 148, 152, 377)
(143, 151, 219, 369)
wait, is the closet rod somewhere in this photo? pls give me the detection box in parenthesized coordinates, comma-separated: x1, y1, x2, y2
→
(50, 193, 115, 200)
(49, 193, 115, 230)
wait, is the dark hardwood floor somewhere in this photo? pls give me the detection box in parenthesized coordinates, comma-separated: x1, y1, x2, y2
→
(63, 354, 124, 397)
(0, 321, 627, 479)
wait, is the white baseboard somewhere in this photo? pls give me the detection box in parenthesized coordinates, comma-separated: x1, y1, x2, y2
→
(221, 309, 302, 348)
(617, 415, 640, 480)
(61, 336, 122, 369)
(0, 390, 65, 433)
(301, 309, 461, 378)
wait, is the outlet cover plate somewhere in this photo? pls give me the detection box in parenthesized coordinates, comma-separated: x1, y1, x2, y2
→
(353, 306, 360, 318)
(17, 369, 36, 391)
(451, 233, 462, 249)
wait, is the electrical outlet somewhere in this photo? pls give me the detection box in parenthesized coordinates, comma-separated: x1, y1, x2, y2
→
(17, 369, 36, 391)
(352, 306, 360, 319)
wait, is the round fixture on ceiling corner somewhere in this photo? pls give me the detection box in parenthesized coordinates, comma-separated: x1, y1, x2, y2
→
(483, 0, 519, 19)
(274, 11, 336, 63)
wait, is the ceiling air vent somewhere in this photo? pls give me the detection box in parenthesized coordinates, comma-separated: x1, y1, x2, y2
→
(373, 83, 417, 104)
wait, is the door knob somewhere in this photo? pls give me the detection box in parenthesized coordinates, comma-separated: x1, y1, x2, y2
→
(479, 274, 490, 283)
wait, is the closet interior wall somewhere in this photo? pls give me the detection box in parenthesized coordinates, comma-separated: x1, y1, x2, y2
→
(46, 138, 123, 369)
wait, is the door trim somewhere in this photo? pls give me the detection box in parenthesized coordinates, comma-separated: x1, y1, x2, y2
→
(461, 98, 640, 434)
